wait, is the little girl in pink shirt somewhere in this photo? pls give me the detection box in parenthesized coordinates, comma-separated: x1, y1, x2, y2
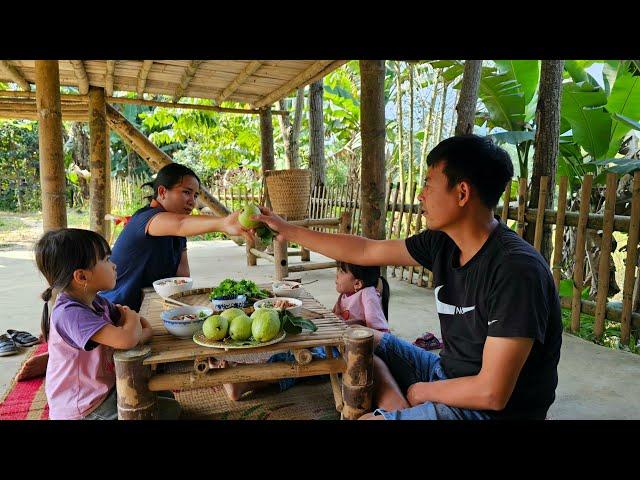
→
(333, 261, 390, 332)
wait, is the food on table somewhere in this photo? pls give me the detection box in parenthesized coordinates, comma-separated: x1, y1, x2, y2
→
(157, 278, 189, 286)
(202, 315, 229, 341)
(209, 278, 269, 301)
(275, 282, 300, 289)
(171, 311, 208, 321)
(219, 308, 246, 323)
(261, 299, 297, 309)
(228, 314, 253, 341)
(238, 202, 262, 229)
(250, 308, 281, 342)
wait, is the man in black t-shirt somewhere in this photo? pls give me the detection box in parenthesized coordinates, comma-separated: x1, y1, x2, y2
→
(254, 135, 562, 420)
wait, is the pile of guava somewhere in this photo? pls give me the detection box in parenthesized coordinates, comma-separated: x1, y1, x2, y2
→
(202, 306, 282, 343)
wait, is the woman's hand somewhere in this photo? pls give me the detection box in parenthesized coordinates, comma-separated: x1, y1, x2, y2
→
(221, 211, 253, 239)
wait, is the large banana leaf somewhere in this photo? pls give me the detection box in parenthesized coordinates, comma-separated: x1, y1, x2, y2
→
(561, 81, 611, 159)
(605, 66, 640, 157)
(613, 113, 640, 131)
(478, 67, 526, 131)
(495, 60, 540, 107)
(488, 130, 536, 146)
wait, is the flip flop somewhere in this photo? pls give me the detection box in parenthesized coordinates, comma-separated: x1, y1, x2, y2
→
(7, 329, 41, 347)
(413, 332, 443, 351)
(0, 334, 19, 356)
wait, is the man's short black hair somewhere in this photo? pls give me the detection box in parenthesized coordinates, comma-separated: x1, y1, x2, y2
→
(426, 134, 514, 209)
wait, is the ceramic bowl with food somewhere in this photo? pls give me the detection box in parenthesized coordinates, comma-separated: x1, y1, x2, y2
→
(210, 294, 248, 311)
(153, 277, 193, 298)
(272, 281, 305, 298)
(161, 306, 213, 338)
(253, 297, 303, 316)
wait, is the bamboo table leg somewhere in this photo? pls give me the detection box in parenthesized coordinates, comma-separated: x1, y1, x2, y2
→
(341, 328, 374, 420)
(114, 346, 156, 420)
(324, 346, 344, 412)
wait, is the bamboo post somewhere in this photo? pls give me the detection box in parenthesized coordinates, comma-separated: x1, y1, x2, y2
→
(339, 210, 352, 234)
(552, 176, 569, 290)
(516, 177, 528, 237)
(341, 328, 374, 420)
(35, 60, 67, 231)
(621, 171, 640, 344)
(502, 179, 512, 224)
(400, 182, 417, 281)
(392, 182, 408, 277)
(89, 86, 109, 238)
(274, 215, 288, 281)
(230, 186, 235, 212)
(246, 232, 257, 266)
(324, 346, 344, 412)
(594, 173, 618, 339)
(113, 346, 156, 420)
(387, 183, 399, 240)
(533, 176, 550, 252)
(571, 174, 593, 333)
(359, 60, 387, 242)
(410, 189, 424, 286)
(355, 183, 364, 235)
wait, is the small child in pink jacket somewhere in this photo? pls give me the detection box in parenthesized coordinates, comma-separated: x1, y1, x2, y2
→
(333, 261, 390, 332)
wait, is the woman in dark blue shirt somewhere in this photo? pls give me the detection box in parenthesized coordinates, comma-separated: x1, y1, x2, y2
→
(102, 163, 246, 311)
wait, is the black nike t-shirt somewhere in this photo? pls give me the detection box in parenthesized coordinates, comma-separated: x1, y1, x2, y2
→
(405, 219, 562, 419)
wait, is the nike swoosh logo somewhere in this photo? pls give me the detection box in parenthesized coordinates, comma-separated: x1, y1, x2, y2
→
(435, 285, 476, 315)
(488, 320, 499, 325)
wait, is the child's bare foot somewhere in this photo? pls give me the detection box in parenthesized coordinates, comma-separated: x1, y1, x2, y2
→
(223, 382, 256, 401)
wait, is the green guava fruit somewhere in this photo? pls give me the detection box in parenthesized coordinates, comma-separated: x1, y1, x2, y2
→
(202, 314, 229, 340)
(228, 313, 253, 341)
(238, 202, 262, 229)
(220, 307, 246, 323)
(251, 308, 281, 342)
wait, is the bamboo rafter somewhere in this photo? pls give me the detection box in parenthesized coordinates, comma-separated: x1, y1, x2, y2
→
(69, 60, 89, 95)
(0, 61, 30, 91)
(172, 60, 203, 103)
(217, 61, 262, 104)
(136, 60, 153, 97)
(105, 60, 116, 96)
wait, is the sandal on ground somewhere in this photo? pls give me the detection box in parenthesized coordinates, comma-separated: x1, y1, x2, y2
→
(0, 334, 19, 356)
(7, 330, 41, 347)
(413, 332, 443, 351)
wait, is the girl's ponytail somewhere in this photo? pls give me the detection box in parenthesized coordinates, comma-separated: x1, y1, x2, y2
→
(378, 275, 390, 321)
(40, 287, 53, 342)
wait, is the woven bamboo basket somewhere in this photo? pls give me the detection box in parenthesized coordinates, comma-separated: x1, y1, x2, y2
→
(264, 169, 311, 221)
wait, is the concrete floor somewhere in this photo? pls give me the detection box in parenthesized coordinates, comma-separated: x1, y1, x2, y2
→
(1, 240, 639, 419)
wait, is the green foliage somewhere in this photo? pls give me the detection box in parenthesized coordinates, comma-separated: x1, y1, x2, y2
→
(560, 308, 639, 354)
(208, 278, 269, 300)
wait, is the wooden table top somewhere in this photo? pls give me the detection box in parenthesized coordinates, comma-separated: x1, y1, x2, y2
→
(139, 285, 348, 365)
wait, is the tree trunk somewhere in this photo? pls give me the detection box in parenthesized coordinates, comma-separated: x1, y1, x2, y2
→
(89, 86, 109, 238)
(437, 74, 448, 142)
(418, 69, 440, 185)
(395, 61, 405, 197)
(523, 60, 564, 263)
(308, 80, 325, 187)
(454, 60, 482, 136)
(359, 60, 386, 241)
(259, 107, 275, 173)
(35, 60, 67, 231)
(71, 122, 90, 201)
(277, 87, 304, 169)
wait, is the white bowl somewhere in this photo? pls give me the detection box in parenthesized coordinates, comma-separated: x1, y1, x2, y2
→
(272, 281, 305, 299)
(161, 306, 213, 338)
(153, 277, 193, 298)
(210, 295, 248, 311)
(253, 297, 303, 316)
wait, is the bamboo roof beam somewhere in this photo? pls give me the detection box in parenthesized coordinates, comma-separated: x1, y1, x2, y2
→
(69, 60, 89, 95)
(217, 61, 262, 104)
(253, 60, 347, 108)
(0, 61, 30, 91)
(172, 61, 203, 103)
(105, 60, 116, 96)
(136, 60, 153, 97)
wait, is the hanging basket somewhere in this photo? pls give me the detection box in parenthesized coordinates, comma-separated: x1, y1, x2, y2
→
(264, 169, 311, 221)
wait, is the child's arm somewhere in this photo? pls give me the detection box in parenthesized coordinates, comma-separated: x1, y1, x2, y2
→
(361, 289, 390, 332)
(139, 316, 153, 344)
(90, 305, 143, 350)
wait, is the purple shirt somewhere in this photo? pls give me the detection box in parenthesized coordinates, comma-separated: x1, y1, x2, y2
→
(45, 292, 120, 420)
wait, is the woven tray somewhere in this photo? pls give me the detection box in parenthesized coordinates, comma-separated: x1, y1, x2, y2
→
(192, 330, 287, 350)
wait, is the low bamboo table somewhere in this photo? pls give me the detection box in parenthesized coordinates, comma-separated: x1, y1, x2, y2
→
(113, 285, 374, 420)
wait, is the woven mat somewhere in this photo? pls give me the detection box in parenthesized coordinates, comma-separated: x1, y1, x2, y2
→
(164, 361, 340, 420)
(0, 343, 49, 420)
